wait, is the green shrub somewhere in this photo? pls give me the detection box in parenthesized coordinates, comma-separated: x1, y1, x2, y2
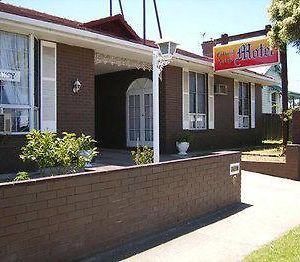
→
(20, 130, 98, 175)
(131, 146, 153, 165)
(14, 171, 29, 181)
(176, 131, 192, 143)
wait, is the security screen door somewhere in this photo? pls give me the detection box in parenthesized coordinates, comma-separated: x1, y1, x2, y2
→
(127, 78, 153, 147)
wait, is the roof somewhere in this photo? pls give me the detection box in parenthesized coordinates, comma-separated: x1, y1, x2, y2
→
(0, 2, 275, 82)
(83, 14, 140, 41)
(0, 2, 225, 64)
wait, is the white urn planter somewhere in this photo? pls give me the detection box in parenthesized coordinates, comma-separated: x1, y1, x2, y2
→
(79, 150, 93, 168)
(176, 141, 190, 155)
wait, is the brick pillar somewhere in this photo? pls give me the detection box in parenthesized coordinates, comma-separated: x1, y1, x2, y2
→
(292, 111, 300, 144)
(286, 144, 300, 180)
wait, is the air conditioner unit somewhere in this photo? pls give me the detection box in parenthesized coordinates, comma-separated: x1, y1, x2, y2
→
(214, 84, 228, 95)
(0, 114, 12, 133)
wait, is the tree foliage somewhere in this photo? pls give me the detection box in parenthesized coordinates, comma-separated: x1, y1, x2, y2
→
(268, 0, 300, 50)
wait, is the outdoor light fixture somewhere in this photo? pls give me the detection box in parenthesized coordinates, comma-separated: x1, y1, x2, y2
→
(73, 79, 82, 93)
(156, 39, 178, 59)
(152, 39, 179, 163)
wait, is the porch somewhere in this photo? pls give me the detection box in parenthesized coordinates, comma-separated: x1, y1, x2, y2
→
(89, 148, 230, 172)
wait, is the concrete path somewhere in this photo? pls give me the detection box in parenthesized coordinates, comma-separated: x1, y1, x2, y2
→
(122, 171, 300, 262)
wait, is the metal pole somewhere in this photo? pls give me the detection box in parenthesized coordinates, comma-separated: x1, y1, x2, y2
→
(153, 0, 162, 39)
(152, 51, 160, 163)
(280, 45, 288, 146)
(118, 0, 124, 16)
(110, 0, 112, 16)
(143, 0, 146, 44)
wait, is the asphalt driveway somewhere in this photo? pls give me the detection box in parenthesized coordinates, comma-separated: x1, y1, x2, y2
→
(121, 171, 300, 262)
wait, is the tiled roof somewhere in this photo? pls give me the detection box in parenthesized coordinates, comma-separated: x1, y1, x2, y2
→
(0, 2, 213, 63)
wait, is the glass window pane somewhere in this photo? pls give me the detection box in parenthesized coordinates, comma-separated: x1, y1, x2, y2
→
(197, 74, 206, 94)
(0, 31, 29, 106)
(3, 108, 29, 132)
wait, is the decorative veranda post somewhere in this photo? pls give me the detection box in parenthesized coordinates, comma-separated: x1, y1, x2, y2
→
(152, 40, 178, 163)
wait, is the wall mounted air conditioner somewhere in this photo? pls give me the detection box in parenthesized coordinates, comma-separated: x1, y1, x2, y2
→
(0, 114, 12, 133)
(214, 84, 228, 95)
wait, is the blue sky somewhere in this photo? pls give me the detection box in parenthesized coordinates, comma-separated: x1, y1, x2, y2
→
(3, 0, 300, 92)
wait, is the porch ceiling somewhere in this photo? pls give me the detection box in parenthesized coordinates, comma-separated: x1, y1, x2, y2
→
(95, 63, 135, 75)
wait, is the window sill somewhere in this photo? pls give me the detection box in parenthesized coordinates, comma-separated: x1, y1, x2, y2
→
(0, 132, 29, 136)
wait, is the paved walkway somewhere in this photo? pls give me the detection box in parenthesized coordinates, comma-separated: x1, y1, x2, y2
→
(121, 171, 300, 262)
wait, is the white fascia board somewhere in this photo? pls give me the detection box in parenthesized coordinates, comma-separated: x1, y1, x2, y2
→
(0, 11, 153, 55)
(230, 70, 279, 86)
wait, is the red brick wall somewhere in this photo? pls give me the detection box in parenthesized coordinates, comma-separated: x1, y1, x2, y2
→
(0, 136, 36, 174)
(57, 43, 95, 137)
(0, 152, 240, 261)
(162, 66, 263, 153)
(292, 111, 300, 144)
(0, 44, 95, 174)
(242, 144, 300, 180)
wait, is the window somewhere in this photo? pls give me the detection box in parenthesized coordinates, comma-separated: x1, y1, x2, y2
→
(271, 92, 277, 114)
(0, 31, 30, 133)
(189, 72, 207, 129)
(238, 82, 250, 128)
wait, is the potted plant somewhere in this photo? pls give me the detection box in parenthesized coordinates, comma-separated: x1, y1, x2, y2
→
(176, 131, 192, 155)
(78, 134, 98, 168)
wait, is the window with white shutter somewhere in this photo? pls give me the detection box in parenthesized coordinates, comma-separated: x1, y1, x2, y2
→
(40, 41, 56, 132)
(182, 70, 211, 130)
(188, 72, 207, 130)
(234, 81, 252, 129)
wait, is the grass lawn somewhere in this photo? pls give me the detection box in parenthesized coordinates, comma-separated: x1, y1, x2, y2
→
(244, 225, 300, 262)
(241, 140, 286, 162)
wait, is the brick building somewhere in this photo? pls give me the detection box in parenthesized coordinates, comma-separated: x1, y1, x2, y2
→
(0, 2, 277, 173)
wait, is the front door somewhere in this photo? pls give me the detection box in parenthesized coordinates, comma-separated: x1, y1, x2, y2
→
(127, 78, 153, 147)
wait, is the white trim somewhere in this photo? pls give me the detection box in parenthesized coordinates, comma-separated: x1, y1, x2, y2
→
(0, 104, 30, 109)
(250, 83, 256, 128)
(182, 68, 189, 130)
(29, 34, 35, 131)
(208, 73, 214, 129)
(0, 132, 29, 136)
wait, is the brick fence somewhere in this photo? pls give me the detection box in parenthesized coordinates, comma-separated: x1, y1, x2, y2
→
(0, 152, 240, 261)
(242, 144, 300, 180)
(292, 111, 300, 144)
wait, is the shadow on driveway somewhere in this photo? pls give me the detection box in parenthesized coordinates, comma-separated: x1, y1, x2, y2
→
(80, 202, 252, 262)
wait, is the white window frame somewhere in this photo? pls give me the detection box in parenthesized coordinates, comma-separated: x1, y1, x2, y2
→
(238, 81, 250, 129)
(0, 31, 34, 135)
(271, 92, 277, 114)
(188, 71, 208, 130)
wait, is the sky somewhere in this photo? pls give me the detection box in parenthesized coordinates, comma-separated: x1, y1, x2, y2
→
(2, 0, 300, 92)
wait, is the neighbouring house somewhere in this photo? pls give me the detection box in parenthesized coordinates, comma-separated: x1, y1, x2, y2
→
(0, 2, 277, 173)
(252, 65, 283, 115)
(252, 65, 300, 114)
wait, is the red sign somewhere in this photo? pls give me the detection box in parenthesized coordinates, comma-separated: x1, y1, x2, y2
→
(213, 38, 280, 71)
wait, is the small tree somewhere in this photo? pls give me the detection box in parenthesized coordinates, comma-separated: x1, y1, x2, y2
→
(267, 0, 300, 147)
(268, 0, 300, 50)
